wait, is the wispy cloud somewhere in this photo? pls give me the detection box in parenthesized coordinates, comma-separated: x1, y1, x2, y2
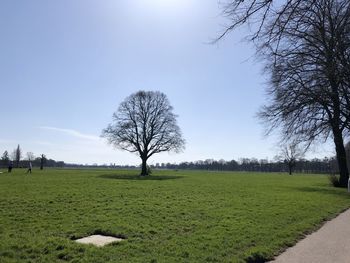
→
(39, 126, 100, 141)
(31, 140, 56, 146)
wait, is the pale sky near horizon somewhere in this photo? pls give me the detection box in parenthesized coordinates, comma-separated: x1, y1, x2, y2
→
(0, 0, 334, 165)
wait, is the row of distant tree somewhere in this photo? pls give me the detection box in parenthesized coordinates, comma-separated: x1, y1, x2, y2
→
(2, 143, 348, 175)
(152, 157, 338, 174)
(157, 142, 350, 174)
(63, 156, 343, 175)
(0, 145, 64, 169)
(62, 156, 340, 174)
(64, 163, 137, 169)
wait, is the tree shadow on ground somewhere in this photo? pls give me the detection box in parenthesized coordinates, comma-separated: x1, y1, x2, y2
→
(97, 174, 183, 181)
(287, 186, 348, 197)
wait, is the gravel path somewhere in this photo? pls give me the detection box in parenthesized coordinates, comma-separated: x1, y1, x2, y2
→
(271, 209, 350, 263)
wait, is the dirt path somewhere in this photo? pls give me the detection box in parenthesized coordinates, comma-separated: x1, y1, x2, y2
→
(271, 209, 350, 263)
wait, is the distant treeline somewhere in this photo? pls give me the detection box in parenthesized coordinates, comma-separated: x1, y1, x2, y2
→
(0, 151, 341, 174)
(0, 145, 65, 169)
(150, 157, 339, 174)
(64, 163, 138, 169)
(64, 157, 340, 174)
(0, 158, 65, 169)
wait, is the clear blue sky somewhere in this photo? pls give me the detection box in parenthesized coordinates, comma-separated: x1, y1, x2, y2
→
(0, 0, 334, 165)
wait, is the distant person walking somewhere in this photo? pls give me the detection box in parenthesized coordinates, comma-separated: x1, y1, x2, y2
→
(26, 162, 32, 174)
(8, 162, 13, 173)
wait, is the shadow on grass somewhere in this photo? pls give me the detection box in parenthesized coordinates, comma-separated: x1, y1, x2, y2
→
(289, 186, 348, 197)
(98, 174, 183, 181)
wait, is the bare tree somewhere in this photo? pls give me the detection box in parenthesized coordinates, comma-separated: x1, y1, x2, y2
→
(26, 152, 35, 161)
(258, 0, 350, 186)
(276, 142, 305, 175)
(40, 154, 46, 170)
(218, 0, 316, 42)
(102, 91, 185, 176)
(12, 145, 22, 168)
(11, 150, 16, 162)
(219, 0, 350, 187)
(1, 151, 9, 167)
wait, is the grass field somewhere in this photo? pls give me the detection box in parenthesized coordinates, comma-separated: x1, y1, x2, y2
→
(0, 169, 349, 263)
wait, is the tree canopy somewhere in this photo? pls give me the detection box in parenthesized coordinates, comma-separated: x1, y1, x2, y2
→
(219, 0, 350, 186)
(102, 90, 185, 176)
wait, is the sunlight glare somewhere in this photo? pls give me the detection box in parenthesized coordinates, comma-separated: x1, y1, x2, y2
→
(144, 0, 191, 11)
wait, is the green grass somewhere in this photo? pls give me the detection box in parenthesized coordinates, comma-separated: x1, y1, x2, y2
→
(0, 169, 349, 262)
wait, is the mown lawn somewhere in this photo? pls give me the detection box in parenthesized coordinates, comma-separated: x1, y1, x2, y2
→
(0, 169, 349, 262)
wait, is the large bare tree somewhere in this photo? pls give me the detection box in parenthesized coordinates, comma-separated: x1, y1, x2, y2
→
(102, 91, 185, 176)
(219, 0, 350, 187)
(259, 0, 350, 186)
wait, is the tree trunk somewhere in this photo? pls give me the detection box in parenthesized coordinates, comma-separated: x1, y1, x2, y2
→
(288, 164, 292, 175)
(40, 156, 44, 170)
(141, 157, 148, 176)
(333, 130, 349, 187)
